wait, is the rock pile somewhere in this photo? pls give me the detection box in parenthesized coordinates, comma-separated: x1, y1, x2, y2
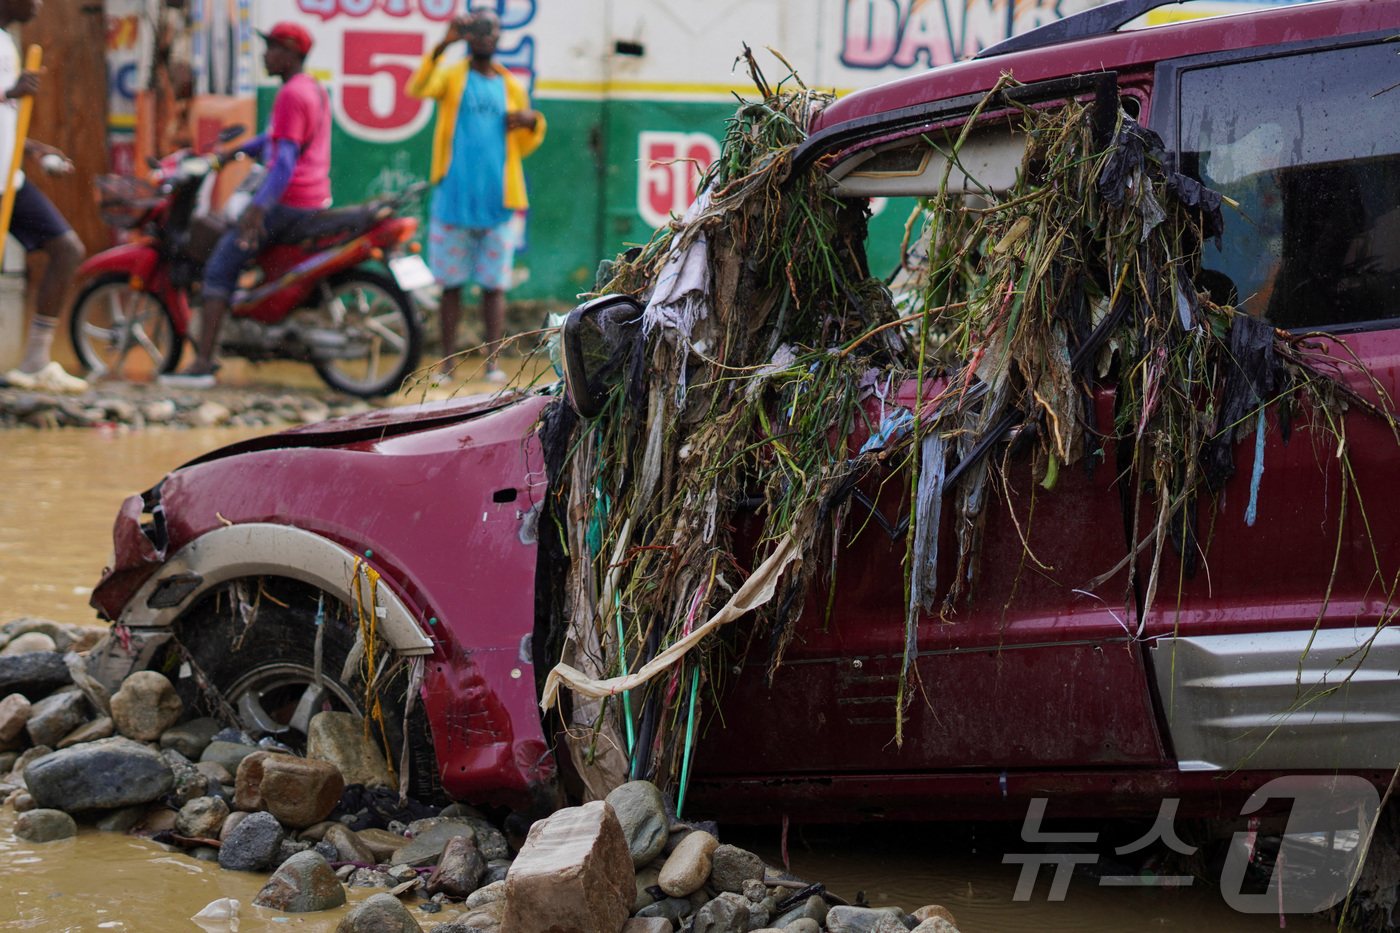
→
(3, 615, 962, 932)
(0, 383, 377, 430)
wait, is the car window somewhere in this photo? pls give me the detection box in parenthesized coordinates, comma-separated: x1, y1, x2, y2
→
(1179, 42, 1400, 330)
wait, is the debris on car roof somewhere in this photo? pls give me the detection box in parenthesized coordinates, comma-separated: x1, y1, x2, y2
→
(534, 51, 1397, 802)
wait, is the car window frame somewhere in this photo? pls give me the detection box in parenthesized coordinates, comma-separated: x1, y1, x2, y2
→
(1152, 26, 1400, 336)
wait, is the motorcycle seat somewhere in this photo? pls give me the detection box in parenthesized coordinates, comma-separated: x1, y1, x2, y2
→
(273, 204, 388, 245)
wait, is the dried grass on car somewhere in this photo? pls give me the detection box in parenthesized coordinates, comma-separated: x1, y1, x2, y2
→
(534, 60, 1398, 802)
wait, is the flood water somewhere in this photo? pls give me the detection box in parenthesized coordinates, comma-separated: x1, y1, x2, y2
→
(0, 428, 1337, 932)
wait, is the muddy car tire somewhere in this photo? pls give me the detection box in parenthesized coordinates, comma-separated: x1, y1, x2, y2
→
(152, 576, 441, 803)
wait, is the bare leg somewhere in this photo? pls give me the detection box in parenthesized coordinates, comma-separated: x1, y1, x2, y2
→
(439, 285, 462, 375)
(481, 288, 505, 371)
(34, 231, 84, 322)
(189, 295, 229, 374)
(15, 232, 86, 381)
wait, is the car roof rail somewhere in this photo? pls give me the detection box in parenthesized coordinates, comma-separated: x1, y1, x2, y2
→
(975, 0, 1187, 59)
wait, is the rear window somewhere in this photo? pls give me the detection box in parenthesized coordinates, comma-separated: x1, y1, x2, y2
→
(1179, 42, 1400, 330)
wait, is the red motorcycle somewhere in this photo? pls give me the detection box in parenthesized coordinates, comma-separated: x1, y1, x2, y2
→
(70, 128, 431, 397)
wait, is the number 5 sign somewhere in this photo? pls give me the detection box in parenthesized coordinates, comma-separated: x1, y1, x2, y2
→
(638, 131, 721, 230)
(335, 30, 434, 143)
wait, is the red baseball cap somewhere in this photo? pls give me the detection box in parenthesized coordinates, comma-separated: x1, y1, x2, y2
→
(259, 22, 313, 57)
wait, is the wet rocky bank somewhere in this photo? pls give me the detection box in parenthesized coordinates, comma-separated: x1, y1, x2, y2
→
(0, 382, 381, 430)
(0, 615, 963, 933)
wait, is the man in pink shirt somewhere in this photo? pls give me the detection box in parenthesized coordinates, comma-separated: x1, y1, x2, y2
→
(164, 21, 330, 387)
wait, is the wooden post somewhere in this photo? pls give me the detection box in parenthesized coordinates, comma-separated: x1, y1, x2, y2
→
(0, 45, 40, 251)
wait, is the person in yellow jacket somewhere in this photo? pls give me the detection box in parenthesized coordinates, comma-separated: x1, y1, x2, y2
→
(408, 8, 545, 383)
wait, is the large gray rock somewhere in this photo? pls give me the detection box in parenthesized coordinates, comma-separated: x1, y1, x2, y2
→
(605, 780, 670, 867)
(407, 816, 509, 861)
(160, 717, 221, 760)
(658, 829, 719, 897)
(14, 808, 77, 842)
(826, 906, 908, 933)
(306, 711, 395, 788)
(175, 796, 229, 839)
(110, 671, 183, 741)
(0, 651, 68, 701)
(710, 844, 766, 894)
(424, 834, 486, 899)
(0, 693, 31, 743)
(25, 691, 90, 747)
(391, 820, 477, 868)
(253, 850, 347, 912)
(692, 892, 751, 933)
(501, 800, 633, 933)
(218, 810, 286, 871)
(25, 737, 172, 811)
(335, 892, 422, 933)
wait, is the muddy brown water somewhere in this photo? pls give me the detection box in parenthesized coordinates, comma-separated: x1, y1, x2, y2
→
(0, 428, 1335, 932)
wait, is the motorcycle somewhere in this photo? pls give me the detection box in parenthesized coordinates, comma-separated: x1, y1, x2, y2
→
(70, 126, 434, 397)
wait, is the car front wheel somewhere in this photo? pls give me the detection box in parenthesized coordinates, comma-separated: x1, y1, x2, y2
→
(151, 575, 441, 802)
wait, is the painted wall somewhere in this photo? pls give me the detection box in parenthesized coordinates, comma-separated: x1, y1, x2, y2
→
(246, 0, 1100, 301)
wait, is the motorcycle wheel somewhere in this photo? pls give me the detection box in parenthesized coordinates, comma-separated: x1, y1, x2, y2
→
(69, 273, 182, 382)
(154, 575, 443, 803)
(312, 270, 423, 398)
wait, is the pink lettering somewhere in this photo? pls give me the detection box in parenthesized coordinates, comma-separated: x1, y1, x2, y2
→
(297, 0, 338, 21)
(893, 2, 955, 68)
(420, 0, 457, 20)
(842, 0, 901, 69)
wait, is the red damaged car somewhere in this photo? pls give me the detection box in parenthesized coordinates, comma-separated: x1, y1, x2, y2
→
(88, 0, 1400, 858)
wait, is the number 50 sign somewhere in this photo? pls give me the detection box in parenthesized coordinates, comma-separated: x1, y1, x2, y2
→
(334, 30, 434, 143)
(638, 131, 721, 230)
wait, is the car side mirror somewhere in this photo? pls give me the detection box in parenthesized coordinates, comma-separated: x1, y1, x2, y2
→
(561, 294, 644, 419)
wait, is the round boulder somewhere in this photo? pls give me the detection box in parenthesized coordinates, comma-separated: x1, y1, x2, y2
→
(218, 810, 286, 872)
(334, 892, 422, 933)
(0, 632, 57, 656)
(25, 737, 173, 811)
(605, 780, 670, 867)
(176, 795, 230, 839)
(110, 671, 183, 741)
(253, 850, 347, 912)
(15, 808, 77, 842)
(710, 843, 766, 894)
(658, 829, 719, 897)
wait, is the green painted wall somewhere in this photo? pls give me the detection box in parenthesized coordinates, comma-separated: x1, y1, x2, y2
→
(258, 88, 912, 303)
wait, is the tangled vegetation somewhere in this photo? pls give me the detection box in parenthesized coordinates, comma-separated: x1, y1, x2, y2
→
(532, 55, 1395, 806)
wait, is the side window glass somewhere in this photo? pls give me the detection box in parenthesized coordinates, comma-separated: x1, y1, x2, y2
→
(1179, 43, 1400, 330)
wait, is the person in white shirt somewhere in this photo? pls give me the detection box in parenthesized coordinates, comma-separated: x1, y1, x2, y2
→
(0, 0, 88, 394)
